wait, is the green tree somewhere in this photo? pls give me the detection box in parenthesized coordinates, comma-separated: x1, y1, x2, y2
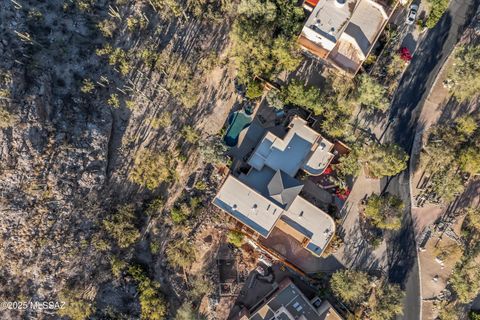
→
(129, 265, 167, 320)
(227, 230, 244, 247)
(465, 207, 480, 231)
(470, 311, 480, 320)
(455, 115, 478, 137)
(430, 170, 464, 203)
(335, 150, 361, 177)
(170, 203, 191, 224)
(245, 81, 264, 100)
(447, 44, 480, 100)
(425, 0, 449, 28)
(437, 301, 464, 320)
(166, 239, 197, 270)
(330, 269, 371, 304)
(458, 146, 480, 175)
(450, 259, 480, 303)
(281, 80, 323, 114)
(355, 74, 389, 111)
(359, 143, 409, 178)
(364, 193, 404, 230)
(271, 36, 302, 73)
(367, 283, 404, 320)
(230, 0, 304, 83)
(103, 205, 140, 248)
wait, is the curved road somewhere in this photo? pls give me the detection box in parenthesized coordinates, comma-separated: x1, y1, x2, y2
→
(383, 0, 479, 318)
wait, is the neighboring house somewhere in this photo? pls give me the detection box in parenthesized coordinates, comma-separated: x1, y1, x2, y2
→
(232, 277, 343, 320)
(213, 116, 336, 257)
(299, 0, 394, 75)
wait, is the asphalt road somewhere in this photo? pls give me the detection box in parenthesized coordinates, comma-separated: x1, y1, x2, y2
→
(383, 0, 479, 319)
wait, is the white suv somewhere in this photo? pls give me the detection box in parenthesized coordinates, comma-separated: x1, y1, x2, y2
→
(406, 4, 419, 25)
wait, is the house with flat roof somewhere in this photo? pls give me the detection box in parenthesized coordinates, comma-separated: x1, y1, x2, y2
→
(213, 116, 336, 257)
(233, 277, 343, 320)
(299, 0, 393, 75)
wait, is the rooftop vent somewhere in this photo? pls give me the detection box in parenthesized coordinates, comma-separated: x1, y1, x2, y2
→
(335, 0, 346, 7)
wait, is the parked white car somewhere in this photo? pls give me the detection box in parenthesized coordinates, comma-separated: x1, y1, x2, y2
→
(406, 4, 419, 25)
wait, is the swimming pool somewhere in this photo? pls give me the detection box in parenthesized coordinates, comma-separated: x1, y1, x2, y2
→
(224, 110, 253, 147)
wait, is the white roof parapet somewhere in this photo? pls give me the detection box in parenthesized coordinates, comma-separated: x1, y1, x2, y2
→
(213, 175, 284, 238)
(214, 116, 338, 257)
(283, 196, 336, 256)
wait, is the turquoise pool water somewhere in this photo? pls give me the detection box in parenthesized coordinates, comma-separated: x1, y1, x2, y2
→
(224, 111, 253, 147)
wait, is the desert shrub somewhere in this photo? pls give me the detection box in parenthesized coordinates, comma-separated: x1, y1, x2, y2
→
(97, 19, 116, 37)
(458, 146, 480, 175)
(227, 230, 244, 247)
(107, 93, 120, 108)
(145, 198, 165, 216)
(151, 112, 172, 129)
(110, 256, 126, 279)
(57, 288, 93, 320)
(386, 54, 406, 77)
(166, 239, 197, 269)
(165, 61, 201, 109)
(150, 0, 183, 18)
(0, 106, 16, 128)
(425, 0, 449, 28)
(470, 311, 480, 320)
(92, 234, 111, 252)
(129, 149, 174, 190)
(80, 79, 95, 93)
(188, 275, 213, 300)
(103, 205, 140, 248)
(198, 136, 228, 165)
(181, 125, 200, 144)
(150, 241, 161, 254)
(170, 196, 201, 224)
(125, 100, 137, 110)
(455, 115, 478, 136)
(126, 15, 148, 31)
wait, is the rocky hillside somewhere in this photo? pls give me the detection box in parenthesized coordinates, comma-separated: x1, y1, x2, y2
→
(0, 0, 237, 318)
